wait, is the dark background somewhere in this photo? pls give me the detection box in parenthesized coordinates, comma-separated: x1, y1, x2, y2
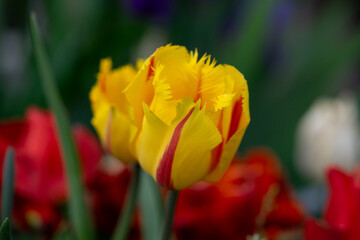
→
(1, 0, 360, 188)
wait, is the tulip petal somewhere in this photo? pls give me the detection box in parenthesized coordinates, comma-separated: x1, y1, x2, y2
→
(96, 59, 136, 114)
(150, 64, 178, 125)
(137, 99, 222, 189)
(137, 99, 197, 180)
(205, 72, 250, 182)
(124, 56, 155, 134)
(153, 45, 199, 101)
(206, 127, 248, 182)
(124, 45, 190, 132)
(197, 63, 229, 110)
(136, 103, 169, 178)
(169, 104, 222, 190)
(91, 90, 135, 163)
(125, 45, 199, 131)
(156, 108, 195, 188)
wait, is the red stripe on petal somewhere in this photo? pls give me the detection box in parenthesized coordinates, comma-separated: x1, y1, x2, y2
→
(146, 57, 155, 82)
(227, 98, 243, 142)
(100, 74, 107, 93)
(105, 108, 113, 155)
(156, 108, 195, 189)
(210, 111, 224, 172)
(210, 142, 223, 172)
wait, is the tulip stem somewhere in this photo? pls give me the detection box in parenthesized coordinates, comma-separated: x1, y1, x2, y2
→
(112, 163, 141, 240)
(161, 190, 179, 240)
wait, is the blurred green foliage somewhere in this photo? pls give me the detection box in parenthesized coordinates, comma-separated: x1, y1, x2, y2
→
(0, 0, 360, 189)
(0, 218, 13, 240)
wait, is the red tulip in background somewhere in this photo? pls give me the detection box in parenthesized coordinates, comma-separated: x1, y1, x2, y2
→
(0, 107, 101, 233)
(174, 149, 305, 240)
(0, 108, 305, 239)
(305, 167, 360, 240)
(0, 107, 138, 238)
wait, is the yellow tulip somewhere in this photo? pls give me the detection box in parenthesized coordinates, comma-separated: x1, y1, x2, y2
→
(89, 58, 137, 163)
(124, 45, 250, 189)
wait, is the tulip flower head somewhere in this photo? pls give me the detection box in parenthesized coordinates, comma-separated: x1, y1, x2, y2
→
(124, 44, 250, 189)
(90, 58, 137, 163)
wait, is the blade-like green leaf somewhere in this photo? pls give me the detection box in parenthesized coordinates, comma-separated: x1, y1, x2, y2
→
(138, 170, 163, 240)
(0, 218, 13, 240)
(1, 147, 14, 222)
(29, 13, 94, 240)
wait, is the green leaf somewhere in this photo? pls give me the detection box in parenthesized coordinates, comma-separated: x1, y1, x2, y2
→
(0, 218, 13, 240)
(29, 13, 94, 240)
(138, 170, 163, 240)
(1, 147, 14, 222)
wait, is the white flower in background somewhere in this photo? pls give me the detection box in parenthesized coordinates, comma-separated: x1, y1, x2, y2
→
(295, 93, 359, 181)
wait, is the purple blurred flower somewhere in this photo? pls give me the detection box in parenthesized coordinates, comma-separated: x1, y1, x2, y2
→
(264, 0, 295, 69)
(125, 0, 172, 21)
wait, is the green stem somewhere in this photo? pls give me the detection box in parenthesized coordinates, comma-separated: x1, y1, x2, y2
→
(112, 164, 141, 240)
(138, 169, 164, 240)
(161, 190, 179, 240)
